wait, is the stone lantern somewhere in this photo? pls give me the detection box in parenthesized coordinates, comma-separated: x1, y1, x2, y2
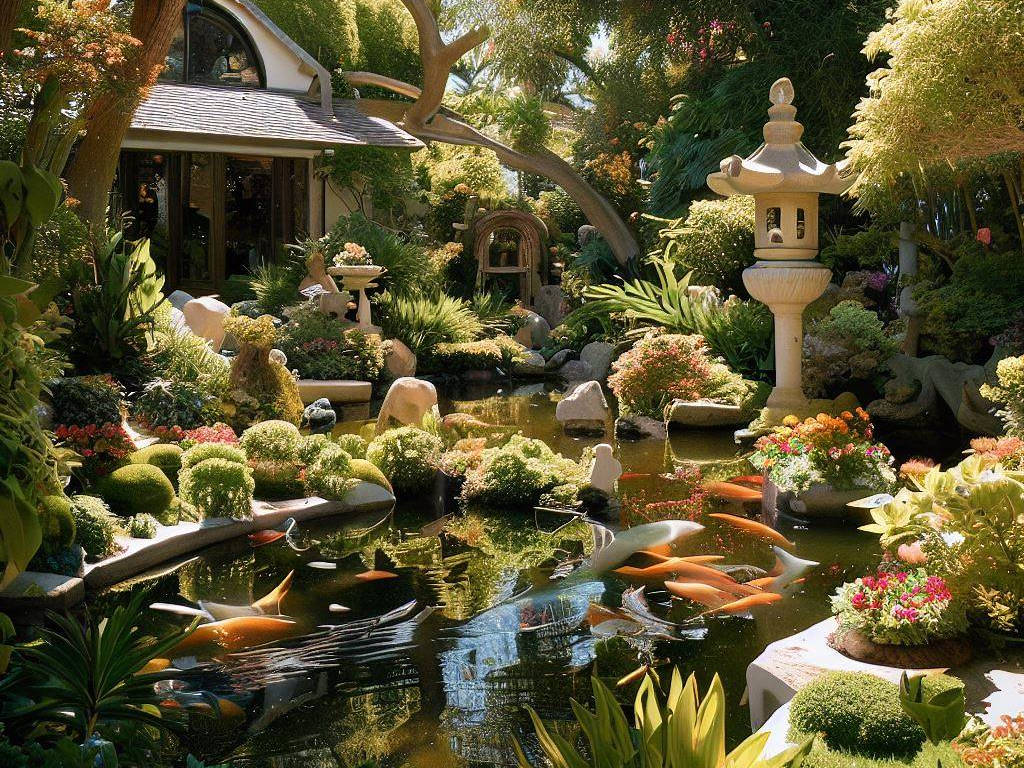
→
(707, 77, 852, 410)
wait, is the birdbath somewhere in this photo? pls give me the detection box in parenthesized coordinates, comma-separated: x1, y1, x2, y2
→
(706, 77, 853, 411)
(328, 264, 385, 335)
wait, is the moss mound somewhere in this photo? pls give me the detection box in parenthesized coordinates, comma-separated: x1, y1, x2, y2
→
(349, 458, 393, 493)
(130, 443, 184, 482)
(38, 495, 76, 553)
(180, 442, 247, 471)
(789, 671, 963, 757)
(98, 464, 176, 517)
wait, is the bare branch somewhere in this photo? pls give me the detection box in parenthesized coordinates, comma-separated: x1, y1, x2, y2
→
(345, 71, 421, 100)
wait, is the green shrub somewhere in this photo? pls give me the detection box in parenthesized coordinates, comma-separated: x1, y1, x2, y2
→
(179, 458, 255, 520)
(132, 378, 222, 431)
(222, 315, 305, 428)
(69, 495, 122, 560)
(48, 374, 123, 427)
(240, 420, 302, 462)
(654, 196, 755, 294)
(277, 300, 386, 381)
(150, 309, 230, 397)
(378, 292, 483, 358)
(250, 459, 305, 500)
(335, 433, 368, 459)
(982, 355, 1024, 438)
(608, 333, 751, 418)
(125, 513, 158, 539)
(297, 434, 333, 465)
(180, 442, 246, 471)
(130, 443, 184, 482)
(803, 301, 900, 398)
(349, 457, 392, 493)
(366, 427, 442, 495)
(460, 434, 587, 508)
(38, 495, 76, 553)
(788, 672, 963, 757)
(423, 340, 503, 373)
(820, 228, 896, 276)
(97, 464, 176, 517)
(305, 444, 354, 500)
(797, 736, 959, 768)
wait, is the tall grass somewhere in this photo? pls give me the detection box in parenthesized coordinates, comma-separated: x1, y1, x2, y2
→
(378, 292, 482, 357)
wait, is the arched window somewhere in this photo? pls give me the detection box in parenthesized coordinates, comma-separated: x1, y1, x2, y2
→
(161, 3, 265, 88)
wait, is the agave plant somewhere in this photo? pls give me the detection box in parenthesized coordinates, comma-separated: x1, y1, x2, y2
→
(515, 668, 812, 768)
(570, 257, 772, 376)
(0, 589, 196, 748)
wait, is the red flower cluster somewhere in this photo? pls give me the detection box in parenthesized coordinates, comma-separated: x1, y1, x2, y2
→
(55, 421, 134, 477)
(151, 425, 186, 442)
(300, 338, 341, 354)
(181, 422, 238, 447)
(849, 571, 952, 623)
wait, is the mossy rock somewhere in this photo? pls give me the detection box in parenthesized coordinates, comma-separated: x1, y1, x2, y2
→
(131, 443, 184, 482)
(98, 464, 176, 517)
(788, 671, 962, 758)
(38, 494, 76, 553)
(349, 458, 393, 494)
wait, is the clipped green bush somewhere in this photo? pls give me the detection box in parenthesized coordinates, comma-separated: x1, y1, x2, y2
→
(240, 420, 302, 462)
(335, 433, 368, 459)
(97, 464, 175, 517)
(297, 434, 333, 465)
(423, 340, 503, 373)
(179, 458, 255, 520)
(788, 671, 963, 757)
(250, 459, 305, 500)
(460, 434, 587, 508)
(305, 444, 354, 500)
(126, 513, 158, 539)
(349, 457, 393, 493)
(69, 495, 122, 561)
(38, 495, 76, 553)
(130, 443, 184, 482)
(180, 442, 247, 471)
(366, 427, 442, 495)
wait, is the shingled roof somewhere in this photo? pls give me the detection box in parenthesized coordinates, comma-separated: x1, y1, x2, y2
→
(126, 82, 422, 151)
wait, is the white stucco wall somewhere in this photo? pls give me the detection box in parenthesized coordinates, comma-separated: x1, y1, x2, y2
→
(217, 0, 319, 93)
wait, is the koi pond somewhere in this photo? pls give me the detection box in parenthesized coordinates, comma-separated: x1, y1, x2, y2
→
(91, 388, 882, 768)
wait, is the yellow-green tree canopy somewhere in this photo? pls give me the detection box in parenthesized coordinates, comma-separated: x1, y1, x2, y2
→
(845, 0, 1024, 191)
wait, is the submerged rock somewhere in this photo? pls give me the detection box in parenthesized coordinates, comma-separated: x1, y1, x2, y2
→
(556, 381, 609, 435)
(615, 415, 667, 441)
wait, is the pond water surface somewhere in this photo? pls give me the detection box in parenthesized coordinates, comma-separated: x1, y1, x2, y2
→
(93, 386, 879, 767)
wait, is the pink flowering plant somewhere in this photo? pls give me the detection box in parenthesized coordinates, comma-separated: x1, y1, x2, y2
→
(55, 422, 135, 478)
(831, 568, 967, 646)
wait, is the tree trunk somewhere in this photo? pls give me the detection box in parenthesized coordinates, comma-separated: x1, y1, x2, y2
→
(64, 0, 185, 229)
(0, 0, 21, 55)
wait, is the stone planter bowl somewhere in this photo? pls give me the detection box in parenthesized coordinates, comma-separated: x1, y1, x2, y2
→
(762, 478, 879, 521)
(829, 627, 973, 668)
(328, 264, 385, 291)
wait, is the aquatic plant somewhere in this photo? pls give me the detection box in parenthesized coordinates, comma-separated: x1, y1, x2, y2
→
(366, 427, 443, 495)
(68, 495, 121, 561)
(752, 410, 897, 494)
(179, 458, 254, 520)
(517, 667, 812, 768)
(97, 464, 175, 518)
(0, 590, 194, 757)
(789, 671, 963, 757)
(832, 569, 967, 646)
(608, 332, 751, 419)
(240, 420, 302, 462)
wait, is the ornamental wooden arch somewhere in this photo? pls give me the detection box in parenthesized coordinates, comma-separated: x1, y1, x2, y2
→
(473, 210, 549, 306)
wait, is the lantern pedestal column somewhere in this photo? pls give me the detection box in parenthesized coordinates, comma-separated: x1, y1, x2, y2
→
(742, 261, 832, 411)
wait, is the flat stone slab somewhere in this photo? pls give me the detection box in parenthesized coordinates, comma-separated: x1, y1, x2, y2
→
(667, 400, 751, 429)
(0, 571, 84, 612)
(82, 481, 395, 591)
(747, 617, 1024, 732)
(297, 379, 372, 405)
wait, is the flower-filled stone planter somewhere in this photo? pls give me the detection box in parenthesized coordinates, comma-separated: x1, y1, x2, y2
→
(828, 568, 972, 667)
(762, 479, 878, 520)
(328, 242, 385, 334)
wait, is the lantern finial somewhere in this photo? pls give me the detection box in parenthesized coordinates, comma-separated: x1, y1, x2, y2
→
(770, 77, 794, 106)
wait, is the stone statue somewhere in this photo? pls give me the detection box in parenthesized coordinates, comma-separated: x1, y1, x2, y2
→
(374, 377, 439, 435)
(588, 443, 622, 495)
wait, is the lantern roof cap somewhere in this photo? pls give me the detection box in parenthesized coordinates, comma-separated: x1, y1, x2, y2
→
(707, 77, 853, 197)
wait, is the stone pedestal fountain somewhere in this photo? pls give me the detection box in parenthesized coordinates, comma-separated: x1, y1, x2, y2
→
(707, 77, 853, 414)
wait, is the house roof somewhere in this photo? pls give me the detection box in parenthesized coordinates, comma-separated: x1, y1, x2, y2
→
(125, 83, 423, 153)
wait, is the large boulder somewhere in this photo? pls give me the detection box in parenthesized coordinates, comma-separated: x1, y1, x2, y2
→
(385, 339, 417, 378)
(534, 285, 566, 327)
(615, 415, 667, 441)
(515, 312, 551, 350)
(375, 377, 438, 435)
(182, 296, 231, 351)
(302, 398, 337, 434)
(556, 359, 595, 383)
(555, 380, 608, 435)
(580, 341, 615, 382)
(513, 350, 546, 377)
(545, 348, 576, 371)
(588, 443, 622, 494)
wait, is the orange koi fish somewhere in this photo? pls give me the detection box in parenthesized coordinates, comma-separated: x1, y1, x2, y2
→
(616, 665, 650, 688)
(170, 616, 299, 656)
(704, 482, 763, 502)
(708, 513, 795, 549)
(680, 555, 725, 564)
(700, 592, 782, 616)
(250, 571, 294, 615)
(744, 576, 778, 590)
(616, 560, 741, 589)
(137, 658, 171, 675)
(355, 569, 399, 581)
(248, 529, 286, 547)
(727, 475, 764, 486)
(663, 581, 734, 608)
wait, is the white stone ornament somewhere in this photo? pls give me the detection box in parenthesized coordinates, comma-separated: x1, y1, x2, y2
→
(588, 443, 622, 495)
